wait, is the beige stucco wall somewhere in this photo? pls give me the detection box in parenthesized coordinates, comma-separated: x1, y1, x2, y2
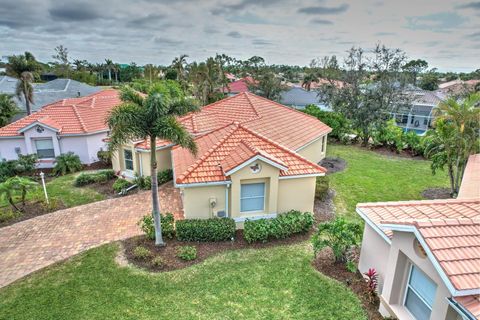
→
(182, 185, 227, 219)
(296, 135, 327, 164)
(277, 177, 316, 213)
(358, 224, 391, 293)
(378, 231, 459, 320)
(111, 145, 172, 179)
(181, 160, 318, 226)
(229, 160, 279, 220)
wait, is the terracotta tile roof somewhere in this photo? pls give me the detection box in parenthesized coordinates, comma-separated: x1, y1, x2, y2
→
(0, 90, 120, 136)
(454, 295, 480, 319)
(380, 218, 480, 292)
(172, 122, 326, 185)
(458, 154, 480, 199)
(177, 92, 331, 150)
(222, 77, 255, 93)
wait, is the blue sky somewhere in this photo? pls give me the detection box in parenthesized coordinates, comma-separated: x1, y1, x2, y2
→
(0, 0, 479, 72)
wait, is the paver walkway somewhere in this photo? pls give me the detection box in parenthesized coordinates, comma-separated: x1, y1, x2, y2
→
(0, 182, 183, 288)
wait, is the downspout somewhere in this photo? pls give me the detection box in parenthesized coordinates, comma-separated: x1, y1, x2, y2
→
(225, 184, 230, 217)
(139, 152, 143, 176)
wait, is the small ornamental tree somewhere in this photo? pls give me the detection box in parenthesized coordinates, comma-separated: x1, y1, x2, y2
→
(0, 176, 38, 211)
(312, 217, 362, 264)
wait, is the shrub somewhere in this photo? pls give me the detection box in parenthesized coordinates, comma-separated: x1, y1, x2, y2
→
(151, 256, 165, 267)
(157, 169, 173, 185)
(315, 176, 329, 200)
(0, 154, 38, 183)
(97, 150, 111, 165)
(113, 178, 133, 193)
(75, 170, 116, 187)
(138, 213, 175, 240)
(312, 217, 362, 263)
(403, 131, 425, 156)
(345, 260, 357, 273)
(0, 176, 38, 211)
(243, 210, 314, 243)
(371, 119, 405, 152)
(176, 218, 236, 242)
(302, 105, 351, 141)
(364, 268, 378, 302)
(0, 209, 21, 223)
(134, 174, 152, 190)
(177, 246, 197, 261)
(133, 246, 152, 260)
(53, 152, 83, 176)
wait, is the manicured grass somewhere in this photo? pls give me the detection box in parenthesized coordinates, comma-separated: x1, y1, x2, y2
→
(327, 144, 449, 220)
(0, 243, 367, 320)
(0, 173, 106, 210)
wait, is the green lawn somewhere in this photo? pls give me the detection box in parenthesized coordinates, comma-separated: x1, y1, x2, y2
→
(327, 144, 449, 220)
(0, 243, 367, 320)
(0, 145, 450, 319)
(0, 173, 106, 210)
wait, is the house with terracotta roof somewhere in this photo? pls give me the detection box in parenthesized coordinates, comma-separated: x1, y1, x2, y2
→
(221, 77, 255, 96)
(112, 92, 331, 223)
(356, 154, 480, 320)
(0, 90, 120, 168)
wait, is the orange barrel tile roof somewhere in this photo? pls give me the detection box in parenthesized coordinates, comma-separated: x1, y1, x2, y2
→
(172, 122, 326, 185)
(0, 89, 120, 136)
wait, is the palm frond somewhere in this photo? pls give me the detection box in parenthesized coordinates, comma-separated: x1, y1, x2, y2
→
(168, 97, 200, 116)
(120, 86, 145, 106)
(154, 116, 197, 155)
(106, 103, 147, 151)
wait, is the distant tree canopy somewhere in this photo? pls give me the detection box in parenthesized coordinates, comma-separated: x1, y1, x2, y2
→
(402, 59, 428, 86)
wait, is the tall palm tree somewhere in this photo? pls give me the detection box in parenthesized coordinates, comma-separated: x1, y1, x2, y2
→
(302, 73, 319, 91)
(0, 94, 20, 126)
(16, 71, 34, 115)
(171, 54, 189, 86)
(105, 59, 114, 82)
(425, 93, 480, 195)
(107, 86, 198, 245)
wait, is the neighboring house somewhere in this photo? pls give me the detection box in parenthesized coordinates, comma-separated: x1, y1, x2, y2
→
(221, 77, 254, 96)
(279, 86, 330, 110)
(0, 76, 102, 120)
(437, 80, 480, 97)
(391, 90, 444, 135)
(112, 92, 331, 224)
(0, 90, 119, 168)
(357, 154, 480, 320)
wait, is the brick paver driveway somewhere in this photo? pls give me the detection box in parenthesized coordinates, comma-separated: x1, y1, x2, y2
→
(0, 182, 182, 288)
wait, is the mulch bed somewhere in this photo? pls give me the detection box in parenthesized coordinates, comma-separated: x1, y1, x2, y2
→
(81, 179, 120, 199)
(368, 145, 424, 160)
(0, 200, 67, 228)
(319, 157, 347, 174)
(314, 189, 336, 223)
(122, 230, 310, 272)
(422, 187, 453, 200)
(313, 250, 384, 320)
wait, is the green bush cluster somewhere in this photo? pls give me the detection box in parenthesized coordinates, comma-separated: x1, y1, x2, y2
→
(372, 119, 425, 155)
(96, 150, 111, 165)
(176, 246, 197, 261)
(135, 169, 173, 190)
(133, 246, 152, 260)
(113, 178, 133, 193)
(150, 256, 165, 267)
(0, 154, 37, 183)
(315, 176, 329, 200)
(176, 218, 236, 242)
(0, 209, 21, 223)
(138, 213, 175, 240)
(243, 210, 314, 243)
(302, 105, 350, 141)
(53, 152, 83, 176)
(74, 170, 116, 187)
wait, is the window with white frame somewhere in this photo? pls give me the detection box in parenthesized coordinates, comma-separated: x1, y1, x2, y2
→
(240, 183, 265, 212)
(35, 139, 55, 159)
(404, 265, 437, 320)
(123, 149, 134, 170)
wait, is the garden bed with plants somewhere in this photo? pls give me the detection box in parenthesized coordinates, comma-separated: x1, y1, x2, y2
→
(123, 210, 314, 272)
(313, 253, 383, 320)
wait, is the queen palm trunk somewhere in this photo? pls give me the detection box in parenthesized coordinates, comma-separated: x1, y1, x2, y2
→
(24, 82, 31, 115)
(150, 135, 164, 246)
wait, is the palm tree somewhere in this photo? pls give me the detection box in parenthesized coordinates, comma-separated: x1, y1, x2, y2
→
(0, 176, 38, 211)
(15, 71, 34, 115)
(105, 59, 114, 82)
(425, 93, 480, 196)
(302, 73, 319, 91)
(107, 86, 199, 245)
(0, 94, 20, 126)
(171, 54, 189, 88)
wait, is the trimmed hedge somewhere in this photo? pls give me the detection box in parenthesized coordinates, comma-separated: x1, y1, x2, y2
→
(113, 178, 133, 193)
(74, 170, 116, 187)
(176, 218, 236, 242)
(243, 210, 314, 243)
